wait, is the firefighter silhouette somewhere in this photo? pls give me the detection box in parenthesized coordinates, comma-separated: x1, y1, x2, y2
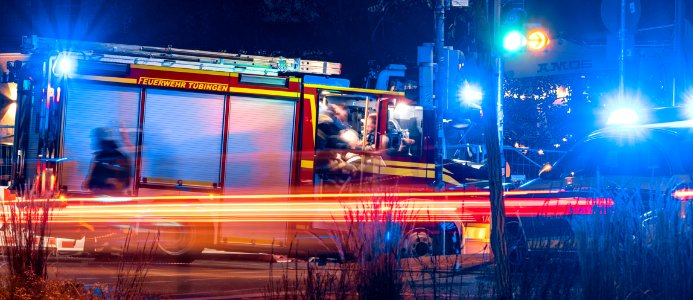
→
(84, 127, 132, 195)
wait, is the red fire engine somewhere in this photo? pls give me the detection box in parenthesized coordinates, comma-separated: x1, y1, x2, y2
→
(0, 36, 601, 261)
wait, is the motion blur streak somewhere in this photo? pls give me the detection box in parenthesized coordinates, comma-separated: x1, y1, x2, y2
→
(4, 190, 561, 204)
(673, 189, 693, 200)
(2, 193, 612, 223)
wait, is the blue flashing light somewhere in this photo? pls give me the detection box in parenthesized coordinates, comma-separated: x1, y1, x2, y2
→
(54, 54, 76, 76)
(459, 82, 483, 107)
(607, 108, 640, 126)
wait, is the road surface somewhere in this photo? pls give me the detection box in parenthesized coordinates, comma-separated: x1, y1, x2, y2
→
(42, 246, 491, 299)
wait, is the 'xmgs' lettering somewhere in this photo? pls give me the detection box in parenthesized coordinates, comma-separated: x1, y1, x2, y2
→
(537, 60, 593, 74)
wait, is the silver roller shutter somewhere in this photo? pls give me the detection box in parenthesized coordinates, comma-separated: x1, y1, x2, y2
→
(141, 89, 224, 186)
(61, 82, 140, 192)
(224, 96, 296, 193)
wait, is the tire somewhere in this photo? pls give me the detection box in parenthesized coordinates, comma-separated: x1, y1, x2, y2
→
(506, 220, 529, 271)
(433, 222, 462, 255)
(403, 229, 433, 257)
(155, 222, 213, 263)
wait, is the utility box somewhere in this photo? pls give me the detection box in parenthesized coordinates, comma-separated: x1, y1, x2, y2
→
(418, 43, 435, 108)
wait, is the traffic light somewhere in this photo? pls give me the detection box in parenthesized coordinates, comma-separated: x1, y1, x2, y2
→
(526, 28, 550, 51)
(500, 1, 527, 54)
(501, 25, 551, 54)
(499, 1, 551, 54)
(502, 30, 526, 52)
(443, 47, 464, 109)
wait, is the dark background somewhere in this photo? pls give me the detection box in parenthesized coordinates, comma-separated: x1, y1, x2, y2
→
(1, 0, 690, 148)
(2, 0, 688, 85)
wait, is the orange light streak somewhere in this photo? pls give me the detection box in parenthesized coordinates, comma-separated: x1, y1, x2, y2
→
(673, 189, 693, 200)
(3, 189, 560, 205)
(3, 191, 612, 225)
(10, 198, 609, 224)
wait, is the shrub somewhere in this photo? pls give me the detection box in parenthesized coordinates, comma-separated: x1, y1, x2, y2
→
(574, 181, 693, 299)
(266, 192, 415, 299)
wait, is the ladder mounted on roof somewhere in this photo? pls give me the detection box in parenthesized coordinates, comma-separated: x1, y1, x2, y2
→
(20, 35, 341, 77)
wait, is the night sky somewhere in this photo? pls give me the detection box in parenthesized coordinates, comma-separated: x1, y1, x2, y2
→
(0, 0, 689, 84)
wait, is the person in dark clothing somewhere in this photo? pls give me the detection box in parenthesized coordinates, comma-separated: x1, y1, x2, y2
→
(84, 128, 132, 196)
(315, 104, 359, 187)
(316, 103, 350, 150)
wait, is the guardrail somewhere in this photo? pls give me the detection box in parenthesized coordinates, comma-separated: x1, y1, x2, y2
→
(503, 146, 566, 182)
(447, 143, 566, 183)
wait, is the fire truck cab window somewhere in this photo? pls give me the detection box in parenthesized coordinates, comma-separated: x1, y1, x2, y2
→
(386, 103, 423, 157)
(315, 94, 380, 188)
(316, 95, 378, 151)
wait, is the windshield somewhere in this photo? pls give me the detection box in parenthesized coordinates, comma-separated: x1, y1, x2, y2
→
(547, 128, 692, 179)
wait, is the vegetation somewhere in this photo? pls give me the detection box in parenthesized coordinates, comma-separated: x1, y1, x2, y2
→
(574, 182, 693, 299)
(265, 193, 414, 299)
(265, 180, 692, 299)
(0, 189, 158, 299)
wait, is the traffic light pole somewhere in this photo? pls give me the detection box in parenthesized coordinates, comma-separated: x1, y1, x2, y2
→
(433, 0, 446, 190)
(484, 0, 512, 297)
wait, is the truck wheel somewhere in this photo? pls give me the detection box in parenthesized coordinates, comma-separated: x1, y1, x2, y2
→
(506, 220, 529, 271)
(433, 222, 462, 255)
(403, 229, 432, 257)
(156, 223, 212, 263)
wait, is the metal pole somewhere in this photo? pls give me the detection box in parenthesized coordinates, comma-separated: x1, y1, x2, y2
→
(673, 0, 685, 106)
(494, 1, 504, 177)
(619, 0, 626, 99)
(484, 0, 512, 297)
(433, 0, 446, 190)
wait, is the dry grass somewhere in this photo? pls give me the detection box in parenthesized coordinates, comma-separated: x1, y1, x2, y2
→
(265, 192, 415, 299)
(573, 181, 693, 299)
(481, 179, 693, 300)
(109, 228, 159, 300)
(0, 188, 159, 299)
(266, 178, 692, 299)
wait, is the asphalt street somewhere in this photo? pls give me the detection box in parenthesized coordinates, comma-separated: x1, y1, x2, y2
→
(41, 247, 491, 299)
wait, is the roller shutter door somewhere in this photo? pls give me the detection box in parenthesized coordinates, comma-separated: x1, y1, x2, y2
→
(61, 82, 140, 192)
(224, 96, 296, 193)
(140, 89, 224, 186)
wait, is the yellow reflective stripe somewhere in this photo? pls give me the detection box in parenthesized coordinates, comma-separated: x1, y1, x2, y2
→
(289, 77, 301, 83)
(301, 159, 314, 169)
(72, 75, 137, 84)
(380, 166, 434, 178)
(305, 94, 316, 142)
(131, 64, 231, 76)
(303, 157, 462, 186)
(222, 237, 282, 246)
(143, 178, 217, 187)
(303, 84, 404, 96)
(443, 174, 461, 186)
(381, 160, 431, 169)
(228, 87, 299, 98)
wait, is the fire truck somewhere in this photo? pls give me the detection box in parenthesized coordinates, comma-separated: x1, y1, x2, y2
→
(0, 36, 503, 261)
